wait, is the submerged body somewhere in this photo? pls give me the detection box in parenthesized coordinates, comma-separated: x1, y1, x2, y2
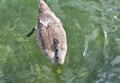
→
(35, 0, 67, 65)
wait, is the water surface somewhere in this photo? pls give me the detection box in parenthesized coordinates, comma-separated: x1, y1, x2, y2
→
(0, 0, 120, 83)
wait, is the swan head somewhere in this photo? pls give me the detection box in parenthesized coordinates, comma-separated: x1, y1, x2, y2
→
(45, 47, 67, 65)
(54, 51, 66, 65)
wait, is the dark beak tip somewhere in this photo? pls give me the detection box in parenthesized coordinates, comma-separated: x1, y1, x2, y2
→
(56, 56, 59, 59)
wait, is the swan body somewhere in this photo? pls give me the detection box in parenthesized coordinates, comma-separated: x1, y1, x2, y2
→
(35, 0, 67, 65)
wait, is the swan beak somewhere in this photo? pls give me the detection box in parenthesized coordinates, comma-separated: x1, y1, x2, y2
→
(55, 48, 60, 59)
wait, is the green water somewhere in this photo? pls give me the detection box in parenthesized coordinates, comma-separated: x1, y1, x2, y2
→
(0, 0, 120, 83)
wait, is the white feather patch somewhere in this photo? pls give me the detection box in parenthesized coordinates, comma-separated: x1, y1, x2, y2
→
(39, 19, 49, 27)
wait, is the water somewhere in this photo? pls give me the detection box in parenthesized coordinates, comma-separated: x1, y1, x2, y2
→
(0, 0, 120, 83)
